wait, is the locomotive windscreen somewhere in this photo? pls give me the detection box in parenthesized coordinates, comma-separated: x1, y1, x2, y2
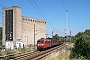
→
(37, 38, 45, 43)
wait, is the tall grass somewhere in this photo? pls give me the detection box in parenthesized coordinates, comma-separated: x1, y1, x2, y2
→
(45, 49, 70, 60)
(0, 47, 34, 56)
(0, 51, 5, 56)
(45, 43, 74, 60)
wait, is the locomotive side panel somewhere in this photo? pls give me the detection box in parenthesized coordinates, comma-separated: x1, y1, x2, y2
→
(37, 38, 63, 50)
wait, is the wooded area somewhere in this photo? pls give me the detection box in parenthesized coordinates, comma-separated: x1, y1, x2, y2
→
(70, 29, 90, 59)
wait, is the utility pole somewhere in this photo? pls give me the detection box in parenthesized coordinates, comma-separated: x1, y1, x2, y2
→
(70, 30, 71, 43)
(66, 10, 68, 43)
(52, 31, 53, 38)
(46, 34, 48, 39)
(66, 10, 68, 34)
(34, 24, 35, 50)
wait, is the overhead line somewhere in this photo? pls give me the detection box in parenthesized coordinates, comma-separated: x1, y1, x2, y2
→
(33, 0, 47, 20)
(28, 0, 46, 20)
(33, 0, 55, 30)
(32, 0, 59, 34)
(33, 0, 55, 28)
(0, 1, 60, 36)
(0, 4, 48, 35)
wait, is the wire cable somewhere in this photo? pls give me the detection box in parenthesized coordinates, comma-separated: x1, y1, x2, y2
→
(32, 0, 60, 34)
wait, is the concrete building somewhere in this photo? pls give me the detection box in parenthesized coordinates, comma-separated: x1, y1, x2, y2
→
(2, 6, 46, 47)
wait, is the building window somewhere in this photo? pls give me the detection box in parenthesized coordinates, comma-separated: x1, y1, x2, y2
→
(23, 18, 25, 20)
(31, 20, 32, 22)
(5, 10, 13, 41)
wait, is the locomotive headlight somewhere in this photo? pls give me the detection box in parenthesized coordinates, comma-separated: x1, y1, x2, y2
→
(38, 44, 39, 46)
(42, 44, 44, 46)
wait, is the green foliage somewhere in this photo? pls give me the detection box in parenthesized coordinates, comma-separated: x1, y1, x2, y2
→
(70, 29, 90, 59)
(52, 34, 60, 40)
(52, 34, 69, 42)
(0, 51, 3, 56)
(17, 48, 26, 52)
(72, 32, 83, 43)
(0, 41, 2, 46)
(5, 50, 14, 55)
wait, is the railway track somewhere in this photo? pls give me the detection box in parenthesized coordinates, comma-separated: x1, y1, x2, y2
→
(13, 43, 67, 60)
(31, 43, 66, 60)
(14, 50, 40, 60)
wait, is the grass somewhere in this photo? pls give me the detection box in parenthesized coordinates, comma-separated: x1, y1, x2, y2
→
(0, 47, 35, 59)
(0, 51, 5, 56)
(45, 43, 74, 60)
(0, 47, 34, 56)
(45, 49, 71, 60)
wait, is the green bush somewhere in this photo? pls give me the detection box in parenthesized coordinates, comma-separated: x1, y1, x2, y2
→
(5, 50, 15, 55)
(70, 29, 90, 59)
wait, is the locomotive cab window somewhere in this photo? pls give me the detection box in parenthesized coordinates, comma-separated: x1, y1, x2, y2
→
(37, 40, 44, 43)
(37, 38, 45, 43)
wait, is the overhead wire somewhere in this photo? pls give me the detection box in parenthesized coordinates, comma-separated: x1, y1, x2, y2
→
(0, 1, 59, 37)
(31, 0, 60, 35)
(0, 10, 46, 37)
(0, 5, 33, 30)
(28, 0, 46, 20)
(0, 1, 59, 36)
(33, 0, 55, 30)
(28, 0, 52, 35)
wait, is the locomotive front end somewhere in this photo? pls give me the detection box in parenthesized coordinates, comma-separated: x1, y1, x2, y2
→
(37, 38, 45, 50)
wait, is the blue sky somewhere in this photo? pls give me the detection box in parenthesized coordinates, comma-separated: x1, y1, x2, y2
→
(0, 0, 90, 37)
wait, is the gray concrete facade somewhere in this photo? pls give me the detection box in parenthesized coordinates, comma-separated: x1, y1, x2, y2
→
(2, 6, 46, 47)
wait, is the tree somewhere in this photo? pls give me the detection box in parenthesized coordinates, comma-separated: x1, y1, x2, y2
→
(70, 29, 90, 59)
(52, 34, 61, 40)
(52, 34, 59, 40)
(72, 32, 83, 43)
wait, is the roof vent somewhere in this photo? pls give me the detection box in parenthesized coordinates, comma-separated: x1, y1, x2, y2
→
(12, 6, 20, 8)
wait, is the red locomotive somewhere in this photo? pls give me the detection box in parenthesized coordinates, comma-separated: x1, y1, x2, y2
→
(37, 38, 63, 50)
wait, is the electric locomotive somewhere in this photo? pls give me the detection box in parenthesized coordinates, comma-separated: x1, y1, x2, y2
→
(37, 38, 63, 50)
(37, 38, 52, 50)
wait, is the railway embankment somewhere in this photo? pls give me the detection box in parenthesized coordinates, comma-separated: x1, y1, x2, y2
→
(44, 43, 74, 60)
